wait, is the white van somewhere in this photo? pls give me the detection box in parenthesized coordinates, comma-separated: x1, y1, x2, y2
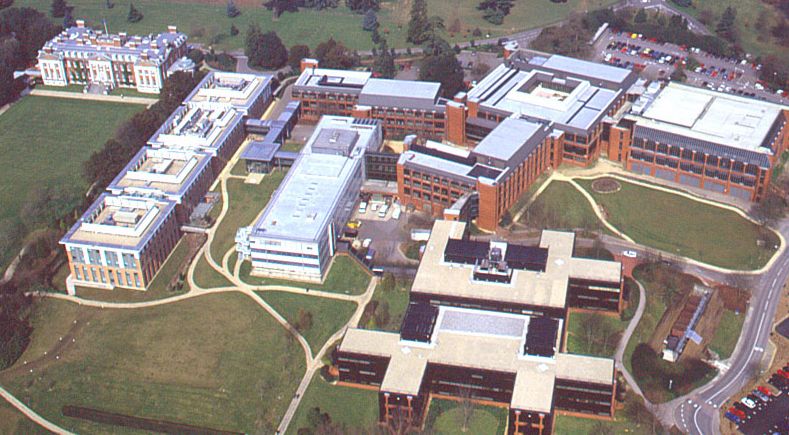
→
(358, 201, 368, 214)
(392, 206, 401, 220)
(378, 204, 389, 218)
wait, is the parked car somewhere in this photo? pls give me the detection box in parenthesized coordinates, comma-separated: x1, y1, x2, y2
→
(752, 389, 770, 402)
(740, 397, 757, 409)
(358, 201, 367, 214)
(724, 412, 741, 424)
(757, 386, 773, 397)
(728, 407, 746, 419)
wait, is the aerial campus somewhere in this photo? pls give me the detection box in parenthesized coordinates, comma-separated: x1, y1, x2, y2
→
(1, 1, 789, 435)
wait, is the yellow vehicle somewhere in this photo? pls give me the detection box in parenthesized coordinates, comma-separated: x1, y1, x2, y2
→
(347, 220, 362, 229)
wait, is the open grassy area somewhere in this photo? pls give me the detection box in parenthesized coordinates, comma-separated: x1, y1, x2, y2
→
(576, 178, 777, 269)
(424, 398, 508, 435)
(288, 376, 378, 434)
(192, 254, 234, 289)
(74, 237, 192, 303)
(0, 397, 54, 435)
(519, 181, 602, 231)
(708, 309, 745, 359)
(0, 293, 305, 434)
(240, 255, 371, 295)
(555, 410, 652, 435)
(360, 277, 411, 331)
(674, 0, 789, 59)
(0, 96, 141, 271)
(258, 291, 356, 354)
(16, 0, 617, 52)
(566, 311, 626, 358)
(210, 171, 285, 261)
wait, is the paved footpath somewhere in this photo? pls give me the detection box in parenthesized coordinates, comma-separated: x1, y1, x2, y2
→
(29, 89, 157, 106)
(0, 384, 75, 434)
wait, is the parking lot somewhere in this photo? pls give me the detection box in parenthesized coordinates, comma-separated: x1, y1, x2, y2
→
(594, 30, 787, 104)
(724, 363, 789, 434)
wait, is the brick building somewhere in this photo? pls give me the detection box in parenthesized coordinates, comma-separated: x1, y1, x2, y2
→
(335, 220, 623, 434)
(37, 20, 187, 93)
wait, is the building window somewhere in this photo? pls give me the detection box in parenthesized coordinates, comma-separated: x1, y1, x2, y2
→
(70, 247, 85, 264)
(105, 251, 119, 267)
(122, 253, 137, 269)
(88, 249, 102, 265)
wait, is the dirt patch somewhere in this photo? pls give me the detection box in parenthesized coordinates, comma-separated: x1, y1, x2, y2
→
(715, 284, 751, 313)
(590, 177, 622, 194)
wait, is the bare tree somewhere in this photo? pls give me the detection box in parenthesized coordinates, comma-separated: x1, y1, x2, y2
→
(457, 385, 475, 432)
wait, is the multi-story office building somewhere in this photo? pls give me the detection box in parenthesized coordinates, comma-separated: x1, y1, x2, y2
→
(293, 60, 447, 140)
(37, 20, 187, 93)
(335, 220, 622, 434)
(60, 194, 180, 290)
(61, 71, 275, 291)
(235, 116, 383, 282)
(608, 82, 789, 201)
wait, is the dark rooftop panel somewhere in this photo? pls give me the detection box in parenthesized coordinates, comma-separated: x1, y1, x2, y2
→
(444, 238, 489, 265)
(505, 244, 549, 272)
(467, 164, 503, 180)
(400, 303, 440, 343)
(524, 317, 559, 358)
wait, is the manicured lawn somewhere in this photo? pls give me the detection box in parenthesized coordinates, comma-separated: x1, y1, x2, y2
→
(258, 291, 357, 354)
(280, 141, 305, 152)
(674, 0, 789, 59)
(229, 159, 248, 176)
(210, 171, 285, 262)
(240, 255, 371, 295)
(0, 294, 305, 434)
(287, 376, 379, 435)
(566, 311, 626, 358)
(360, 277, 411, 331)
(0, 401, 52, 435)
(0, 96, 140, 270)
(424, 398, 508, 435)
(576, 178, 778, 269)
(520, 181, 602, 231)
(192, 253, 234, 289)
(554, 411, 652, 435)
(708, 309, 745, 359)
(17, 0, 617, 51)
(74, 237, 192, 303)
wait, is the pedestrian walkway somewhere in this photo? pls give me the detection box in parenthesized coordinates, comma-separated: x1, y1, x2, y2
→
(30, 89, 157, 106)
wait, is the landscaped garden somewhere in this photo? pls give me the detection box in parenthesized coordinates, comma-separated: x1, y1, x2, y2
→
(288, 376, 379, 434)
(576, 178, 778, 269)
(566, 311, 626, 358)
(0, 294, 305, 434)
(423, 398, 508, 435)
(360, 274, 411, 331)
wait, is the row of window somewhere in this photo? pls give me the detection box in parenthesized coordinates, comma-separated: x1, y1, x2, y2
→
(252, 248, 319, 260)
(74, 265, 142, 288)
(631, 139, 760, 174)
(71, 247, 137, 268)
(631, 151, 758, 186)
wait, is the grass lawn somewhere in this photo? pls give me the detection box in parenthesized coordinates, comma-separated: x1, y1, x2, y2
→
(424, 399, 508, 435)
(210, 171, 285, 262)
(0, 400, 52, 435)
(0, 293, 305, 434)
(192, 254, 234, 289)
(287, 376, 379, 435)
(554, 411, 652, 435)
(229, 159, 248, 176)
(257, 291, 357, 354)
(566, 311, 626, 358)
(280, 141, 305, 152)
(240, 255, 371, 295)
(360, 277, 411, 331)
(402, 241, 423, 260)
(74, 237, 191, 303)
(35, 84, 86, 93)
(520, 181, 602, 231)
(16, 0, 617, 52)
(0, 96, 140, 270)
(576, 178, 777, 269)
(673, 0, 789, 60)
(708, 309, 745, 359)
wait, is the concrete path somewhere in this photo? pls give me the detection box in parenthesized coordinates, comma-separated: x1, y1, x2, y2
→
(614, 279, 647, 399)
(0, 384, 76, 435)
(29, 89, 157, 106)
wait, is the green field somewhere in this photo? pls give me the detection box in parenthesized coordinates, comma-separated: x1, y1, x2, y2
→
(674, 0, 789, 59)
(288, 376, 379, 434)
(240, 255, 372, 295)
(555, 410, 652, 435)
(15, 0, 618, 52)
(521, 181, 602, 231)
(566, 311, 626, 358)
(211, 172, 285, 261)
(361, 277, 411, 331)
(0, 400, 52, 435)
(577, 178, 778, 269)
(0, 96, 141, 270)
(425, 399, 508, 435)
(708, 309, 745, 359)
(258, 291, 357, 354)
(0, 294, 305, 434)
(192, 253, 234, 289)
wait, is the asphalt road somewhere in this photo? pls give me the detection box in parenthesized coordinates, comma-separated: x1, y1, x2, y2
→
(671, 229, 789, 435)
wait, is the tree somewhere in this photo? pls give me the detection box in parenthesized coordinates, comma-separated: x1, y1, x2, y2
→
(346, 0, 378, 13)
(750, 191, 786, 225)
(457, 385, 475, 432)
(245, 27, 287, 69)
(51, 0, 67, 17)
(634, 8, 647, 23)
(315, 38, 356, 69)
(372, 39, 395, 78)
(62, 5, 75, 27)
(419, 39, 464, 98)
(407, 0, 429, 44)
(0, 0, 14, 10)
(105, 0, 114, 9)
(477, 0, 513, 25)
(127, 2, 143, 22)
(0, 281, 32, 370)
(230, 24, 239, 36)
(374, 300, 390, 327)
(304, 0, 338, 10)
(287, 44, 310, 71)
(296, 309, 313, 332)
(226, 0, 240, 17)
(670, 66, 687, 82)
(716, 6, 737, 42)
(362, 8, 378, 31)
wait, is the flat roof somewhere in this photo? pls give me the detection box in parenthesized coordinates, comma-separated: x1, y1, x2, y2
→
(294, 67, 371, 93)
(61, 194, 175, 251)
(184, 71, 272, 112)
(148, 103, 245, 153)
(359, 78, 442, 111)
(536, 54, 634, 85)
(340, 307, 613, 412)
(635, 82, 788, 154)
(108, 147, 212, 199)
(472, 117, 550, 165)
(411, 220, 621, 309)
(249, 116, 381, 242)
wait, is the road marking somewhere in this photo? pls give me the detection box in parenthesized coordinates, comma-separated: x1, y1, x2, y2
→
(754, 346, 763, 352)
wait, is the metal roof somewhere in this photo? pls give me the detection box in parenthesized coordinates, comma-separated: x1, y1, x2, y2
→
(359, 78, 442, 111)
